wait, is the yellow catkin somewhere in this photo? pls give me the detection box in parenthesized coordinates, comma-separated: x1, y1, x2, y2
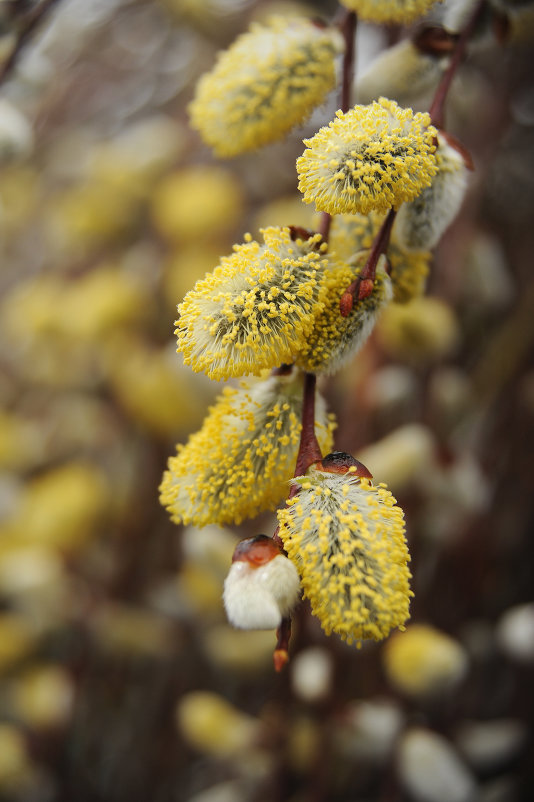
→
(189, 17, 344, 158)
(176, 227, 333, 380)
(295, 255, 392, 374)
(160, 370, 335, 527)
(277, 466, 412, 643)
(329, 212, 431, 303)
(297, 97, 438, 215)
(340, 0, 441, 24)
(383, 624, 468, 696)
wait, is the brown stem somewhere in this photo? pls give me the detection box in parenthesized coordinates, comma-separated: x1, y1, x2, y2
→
(318, 212, 331, 242)
(271, 372, 322, 663)
(340, 11, 357, 113)
(428, 0, 487, 129)
(340, 208, 397, 316)
(293, 372, 322, 483)
(273, 617, 292, 672)
(0, 0, 63, 86)
(272, 371, 322, 547)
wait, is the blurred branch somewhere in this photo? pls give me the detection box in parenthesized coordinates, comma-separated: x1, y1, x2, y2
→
(0, 0, 63, 87)
(339, 10, 357, 114)
(429, 0, 487, 128)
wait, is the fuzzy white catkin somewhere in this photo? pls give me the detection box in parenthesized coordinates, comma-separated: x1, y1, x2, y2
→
(455, 719, 527, 771)
(339, 699, 404, 763)
(356, 423, 435, 491)
(0, 100, 33, 164)
(398, 728, 478, 802)
(356, 39, 446, 106)
(291, 648, 333, 703)
(394, 134, 468, 251)
(496, 603, 534, 664)
(223, 555, 300, 630)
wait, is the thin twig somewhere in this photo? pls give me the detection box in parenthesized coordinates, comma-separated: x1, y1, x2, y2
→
(428, 0, 487, 128)
(318, 212, 331, 242)
(273, 617, 292, 672)
(293, 372, 322, 481)
(340, 11, 357, 113)
(340, 208, 397, 316)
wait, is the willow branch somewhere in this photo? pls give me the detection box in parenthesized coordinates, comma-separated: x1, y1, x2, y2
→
(340, 11, 357, 113)
(340, 208, 397, 316)
(428, 0, 487, 128)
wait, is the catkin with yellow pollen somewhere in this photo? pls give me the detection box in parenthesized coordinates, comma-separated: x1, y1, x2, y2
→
(295, 255, 392, 375)
(340, 0, 441, 25)
(176, 227, 332, 381)
(277, 454, 412, 643)
(329, 212, 432, 303)
(159, 369, 335, 528)
(189, 17, 344, 158)
(297, 97, 438, 215)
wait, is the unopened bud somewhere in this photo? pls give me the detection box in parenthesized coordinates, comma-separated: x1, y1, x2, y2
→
(315, 451, 373, 479)
(223, 536, 300, 630)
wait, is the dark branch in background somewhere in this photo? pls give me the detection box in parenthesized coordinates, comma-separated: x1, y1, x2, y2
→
(429, 0, 487, 128)
(0, 0, 63, 87)
(340, 10, 357, 113)
(273, 617, 292, 673)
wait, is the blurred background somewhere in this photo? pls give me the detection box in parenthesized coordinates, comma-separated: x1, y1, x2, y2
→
(0, 0, 533, 800)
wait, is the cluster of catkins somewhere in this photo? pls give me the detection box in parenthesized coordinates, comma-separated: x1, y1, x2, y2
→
(160, 6, 470, 647)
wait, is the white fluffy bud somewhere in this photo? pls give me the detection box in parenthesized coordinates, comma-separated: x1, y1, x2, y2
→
(0, 100, 33, 164)
(223, 536, 300, 630)
(398, 728, 478, 802)
(395, 133, 469, 251)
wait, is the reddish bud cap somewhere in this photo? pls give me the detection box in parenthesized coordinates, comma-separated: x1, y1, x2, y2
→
(340, 291, 353, 317)
(413, 26, 458, 56)
(231, 535, 282, 566)
(315, 451, 373, 479)
(358, 278, 374, 301)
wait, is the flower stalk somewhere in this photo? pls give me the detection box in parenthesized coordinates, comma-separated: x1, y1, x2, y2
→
(340, 10, 357, 113)
(339, 208, 397, 316)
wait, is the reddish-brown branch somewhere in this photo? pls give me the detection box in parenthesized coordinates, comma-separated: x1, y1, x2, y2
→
(340, 11, 357, 113)
(340, 208, 396, 317)
(274, 617, 292, 672)
(318, 212, 331, 242)
(292, 372, 322, 484)
(428, 0, 487, 129)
